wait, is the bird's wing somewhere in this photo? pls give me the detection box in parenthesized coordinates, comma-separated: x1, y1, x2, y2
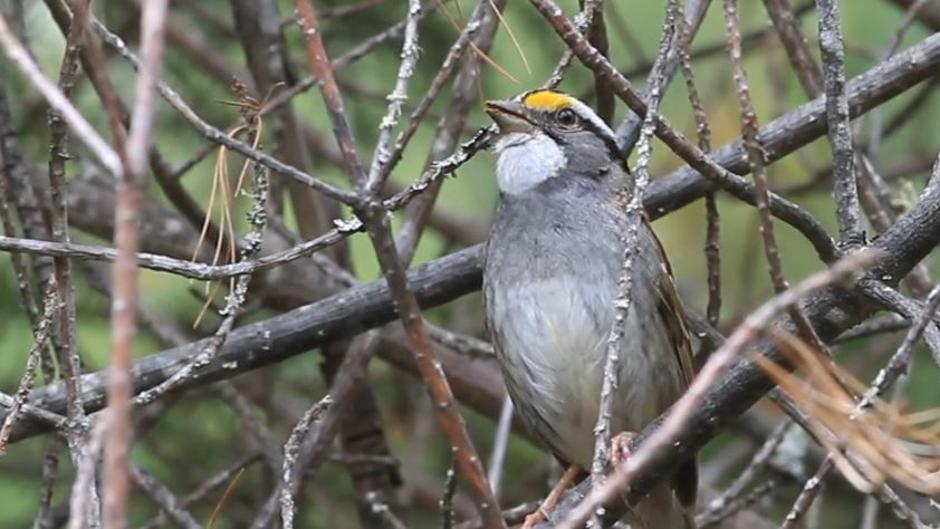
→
(644, 216, 695, 387)
(644, 216, 699, 512)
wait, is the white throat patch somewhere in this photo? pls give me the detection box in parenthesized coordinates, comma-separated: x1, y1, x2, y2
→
(494, 132, 566, 195)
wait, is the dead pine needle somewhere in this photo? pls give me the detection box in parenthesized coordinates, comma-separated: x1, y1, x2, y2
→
(754, 330, 940, 495)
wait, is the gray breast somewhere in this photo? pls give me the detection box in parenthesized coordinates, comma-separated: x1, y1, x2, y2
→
(483, 176, 683, 468)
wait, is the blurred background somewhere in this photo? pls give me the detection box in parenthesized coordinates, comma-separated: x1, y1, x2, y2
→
(1, 0, 939, 527)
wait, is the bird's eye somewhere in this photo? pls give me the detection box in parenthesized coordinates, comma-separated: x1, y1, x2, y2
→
(555, 108, 578, 127)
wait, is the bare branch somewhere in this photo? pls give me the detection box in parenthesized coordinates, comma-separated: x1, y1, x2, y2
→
(589, 2, 677, 519)
(130, 464, 201, 529)
(280, 395, 332, 529)
(649, 31, 940, 225)
(763, 0, 823, 96)
(363, 0, 422, 195)
(816, 0, 865, 246)
(103, 3, 168, 529)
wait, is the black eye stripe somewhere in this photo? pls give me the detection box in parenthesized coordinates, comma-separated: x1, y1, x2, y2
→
(577, 117, 623, 162)
(539, 105, 626, 169)
(545, 128, 566, 145)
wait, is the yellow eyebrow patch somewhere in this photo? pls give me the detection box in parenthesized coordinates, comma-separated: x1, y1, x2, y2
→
(523, 90, 573, 111)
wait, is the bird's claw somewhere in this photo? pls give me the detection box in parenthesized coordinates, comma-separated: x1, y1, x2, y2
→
(609, 431, 638, 469)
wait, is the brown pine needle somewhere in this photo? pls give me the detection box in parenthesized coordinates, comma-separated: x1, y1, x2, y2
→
(191, 111, 265, 329)
(469, 41, 519, 83)
(488, 0, 531, 74)
(437, 0, 519, 84)
(206, 466, 247, 529)
(192, 281, 221, 329)
(234, 122, 264, 196)
(752, 330, 940, 494)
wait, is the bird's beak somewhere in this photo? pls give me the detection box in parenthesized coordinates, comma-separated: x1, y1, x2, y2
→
(484, 100, 535, 134)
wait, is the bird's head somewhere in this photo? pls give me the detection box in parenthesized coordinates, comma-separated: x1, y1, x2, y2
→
(484, 90, 622, 195)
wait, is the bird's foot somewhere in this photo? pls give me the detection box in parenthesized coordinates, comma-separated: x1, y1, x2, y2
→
(522, 465, 580, 528)
(521, 507, 549, 529)
(609, 431, 638, 469)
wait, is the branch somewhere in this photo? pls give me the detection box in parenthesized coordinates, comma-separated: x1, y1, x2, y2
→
(615, 0, 713, 153)
(885, 0, 940, 31)
(762, 0, 823, 96)
(104, 2, 168, 528)
(816, 0, 865, 245)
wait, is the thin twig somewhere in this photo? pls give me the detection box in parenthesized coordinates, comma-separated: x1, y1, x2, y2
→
(377, 1, 486, 203)
(616, 0, 713, 154)
(139, 453, 260, 529)
(262, 0, 442, 117)
(675, 0, 721, 327)
(696, 421, 790, 526)
(835, 314, 909, 342)
(776, 283, 940, 527)
(865, 283, 940, 400)
(44, 0, 90, 455)
(542, 0, 604, 89)
(652, 31, 940, 232)
(292, 3, 504, 524)
(292, 1, 367, 185)
(588, 3, 677, 525)
(780, 459, 830, 529)
(723, 0, 826, 356)
(363, 0, 422, 195)
(103, 4, 168, 529)
(441, 456, 459, 529)
(762, 0, 823, 96)
(88, 17, 361, 207)
(280, 395, 332, 529)
(861, 281, 940, 366)
(0, 281, 58, 452)
(394, 0, 503, 265)
(697, 480, 777, 528)
(816, 0, 865, 246)
(130, 464, 201, 529)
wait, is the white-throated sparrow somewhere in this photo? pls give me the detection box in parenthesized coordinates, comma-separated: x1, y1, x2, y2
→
(482, 90, 697, 528)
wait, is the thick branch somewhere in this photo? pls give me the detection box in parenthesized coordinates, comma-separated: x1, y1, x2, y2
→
(6, 246, 482, 442)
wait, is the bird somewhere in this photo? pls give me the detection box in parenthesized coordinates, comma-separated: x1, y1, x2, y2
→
(482, 89, 697, 529)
